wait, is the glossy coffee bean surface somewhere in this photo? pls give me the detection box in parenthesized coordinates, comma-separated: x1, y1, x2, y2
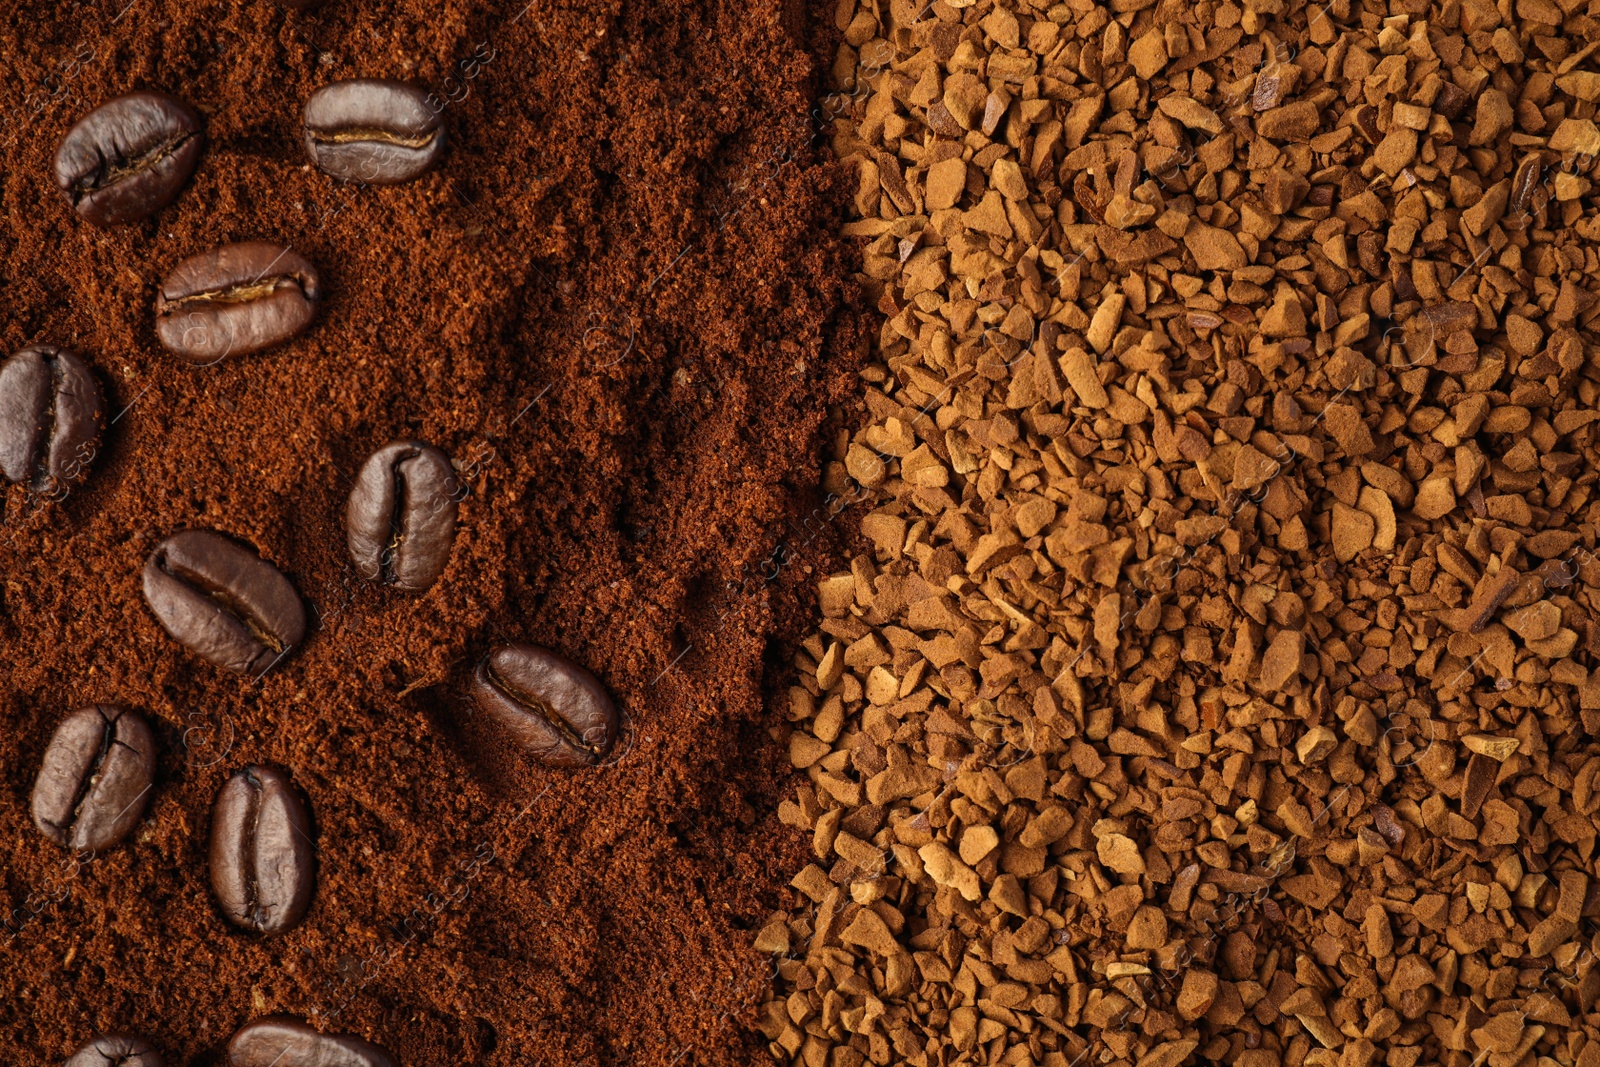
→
(303, 79, 443, 185)
(346, 440, 459, 592)
(155, 242, 320, 363)
(0, 345, 104, 493)
(65, 1034, 163, 1067)
(471, 644, 618, 768)
(32, 706, 157, 852)
(55, 91, 203, 226)
(142, 530, 306, 675)
(227, 1017, 395, 1067)
(209, 766, 316, 935)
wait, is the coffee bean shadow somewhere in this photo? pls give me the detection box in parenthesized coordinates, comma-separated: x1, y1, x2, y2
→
(592, 700, 637, 772)
(409, 663, 528, 802)
(474, 1017, 498, 1060)
(145, 707, 197, 788)
(174, 1044, 227, 1067)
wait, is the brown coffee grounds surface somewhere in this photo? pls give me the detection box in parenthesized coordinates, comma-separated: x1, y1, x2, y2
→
(0, 2, 861, 1064)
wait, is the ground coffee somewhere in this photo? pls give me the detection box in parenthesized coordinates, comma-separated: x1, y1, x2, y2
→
(0, 1, 861, 1063)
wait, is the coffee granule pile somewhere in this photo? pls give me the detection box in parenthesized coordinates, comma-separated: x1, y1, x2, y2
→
(0, 1, 861, 1064)
(759, 2, 1600, 1066)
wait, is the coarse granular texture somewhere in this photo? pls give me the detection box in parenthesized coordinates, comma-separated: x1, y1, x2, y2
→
(0, 1, 865, 1064)
(758, 2, 1600, 1067)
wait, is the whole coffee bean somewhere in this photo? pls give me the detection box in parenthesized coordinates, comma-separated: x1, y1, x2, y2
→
(471, 644, 618, 768)
(154, 242, 320, 363)
(32, 706, 157, 852)
(302, 79, 444, 185)
(142, 530, 306, 676)
(346, 440, 460, 592)
(228, 1017, 395, 1067)
(65, 1034, 163, 1067)
(0, 345, 104, 493)
(55, 91, 203, 227)
(210, 766, 315, 935)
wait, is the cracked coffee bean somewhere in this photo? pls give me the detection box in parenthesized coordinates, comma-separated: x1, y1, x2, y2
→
(471, 644, 618, 768)
(346, 440, 459, 593)
(154, 242, 320, 363)
(0, 345, 104, 493)
(54, 91, 203, 227)
(65, 1034, 163, 1067)
(228, 1017, 395, 1067)
(31, 706, 156, 852)
(302, 79, 444, 185)
(209, 766, 315, 936)
(141, 530, 306, 676)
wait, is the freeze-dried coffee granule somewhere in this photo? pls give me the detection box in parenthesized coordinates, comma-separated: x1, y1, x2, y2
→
(760, 2, 1600, 1067)
(0, 2, 863, 1064)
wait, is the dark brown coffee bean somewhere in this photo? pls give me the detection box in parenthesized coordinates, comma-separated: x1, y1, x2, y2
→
(142, 530, 306, 676)
(302, 79, 444, 185)
(228, 1017, 394, 1067)
(210, 766, 315, 935)
(55, 92, 203, 227)
(346, 440, 459, 592)
(32, 706, 156, 852)
(471, 644, 618, 768)
(65, 1034, 163, 1067)
(0, 345, 104, 493)
(154, 242, 320, 363)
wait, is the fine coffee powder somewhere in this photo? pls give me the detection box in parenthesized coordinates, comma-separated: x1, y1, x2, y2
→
(0, 1, 859, 1063)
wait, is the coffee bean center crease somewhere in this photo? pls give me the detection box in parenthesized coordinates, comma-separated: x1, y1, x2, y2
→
(155, 555, 286, 653)
(163, 277, 309, 309)
(309, 127, 438, 149)
(48, 712, 118, 839)
(237, 769, 266, 924)
(484, 664, 597, 757)
(74, 130, 199, 200)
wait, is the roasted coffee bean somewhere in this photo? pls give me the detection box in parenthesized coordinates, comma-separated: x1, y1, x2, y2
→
(228, 1017, 395, 1067)
(32, 706, 156, 852)
(65, 1034, 163, 1067)
(347, 440, 460, 592)
(302, 79, 444, 185)
(210, 766, 315, 935)
(471, 644, 618, 768)
(0, 345, 104, 493)
(154, 242, 320, 363)
(55, 92, 203, 227)
(142, 530, 306, 676)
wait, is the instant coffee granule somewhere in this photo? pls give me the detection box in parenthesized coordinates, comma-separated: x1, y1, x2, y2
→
(758, 1, 1600, 1066)
(0, 2, 865, 1064)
